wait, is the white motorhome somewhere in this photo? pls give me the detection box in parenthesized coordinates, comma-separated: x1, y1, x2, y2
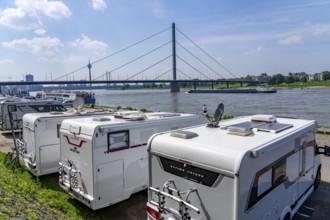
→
(19, 108, 114, 176)
(58, 112, 201, 210)
(147, 115, 325, 220)
(0, 99, 66, 130)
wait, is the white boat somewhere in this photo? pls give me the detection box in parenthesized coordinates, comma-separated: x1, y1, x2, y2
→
(45, 90, 96, 104)
(256, 85, 277, 93)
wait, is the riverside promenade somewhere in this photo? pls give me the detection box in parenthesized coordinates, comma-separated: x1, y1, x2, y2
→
(0, 129, 329, 219)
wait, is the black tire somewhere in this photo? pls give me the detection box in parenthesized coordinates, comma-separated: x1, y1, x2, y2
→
(284, 213, 291, 220)
(314, 167, 321, 189)
(4, 152, 14, 167)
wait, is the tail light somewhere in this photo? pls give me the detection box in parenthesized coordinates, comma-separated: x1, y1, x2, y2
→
(146, 203, 160, 220)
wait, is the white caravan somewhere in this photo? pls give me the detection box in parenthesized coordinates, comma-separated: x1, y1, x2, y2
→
(0, 99, 66, 130)
(147, 114, 326, 220)
(58, 112, 201, 210)
(19, 108, 114, 176)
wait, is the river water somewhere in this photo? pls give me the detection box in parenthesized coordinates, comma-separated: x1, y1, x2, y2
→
(94, 88, 330, 127)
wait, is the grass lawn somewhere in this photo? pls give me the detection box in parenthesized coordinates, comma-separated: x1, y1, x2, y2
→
(0, 152, 101, 220)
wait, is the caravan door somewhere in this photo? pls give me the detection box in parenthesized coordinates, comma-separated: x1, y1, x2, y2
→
(298, 134, 315, 196)
(96, 160, 124, 207)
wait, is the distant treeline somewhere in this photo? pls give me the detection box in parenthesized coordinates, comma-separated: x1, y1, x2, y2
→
(242, 71, 330, 86)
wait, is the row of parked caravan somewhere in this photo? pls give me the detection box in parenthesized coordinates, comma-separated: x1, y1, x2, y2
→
(12, 103, 329, 220)
(18, 108, 202, 209)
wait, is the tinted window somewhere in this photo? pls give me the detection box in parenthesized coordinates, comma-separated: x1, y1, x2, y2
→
(107, 130, 129, 152)
(248, 159, 287, 210)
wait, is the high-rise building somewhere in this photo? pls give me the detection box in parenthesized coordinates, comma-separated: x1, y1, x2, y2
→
(26, 74, 34, 82)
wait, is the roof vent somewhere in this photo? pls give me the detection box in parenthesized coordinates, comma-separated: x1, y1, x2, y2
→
(124, 114, 146, 121)
(114, 110, 141, 118)
(251, 115, 276, 123)
(170, 130, 198, 139)
(92, 117, 111, 122)
(50, 111, 63, 115)
(227, 126, 253, 136)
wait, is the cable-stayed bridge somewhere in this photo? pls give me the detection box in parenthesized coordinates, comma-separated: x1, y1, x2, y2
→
(0, 23, 261, 92)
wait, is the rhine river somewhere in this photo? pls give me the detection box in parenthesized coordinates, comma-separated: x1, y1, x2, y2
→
(94, 87, 330, 127)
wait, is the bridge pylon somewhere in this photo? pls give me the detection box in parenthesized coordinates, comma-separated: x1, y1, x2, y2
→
(170, 82, 180, 92)
(171, 22, 180, 92)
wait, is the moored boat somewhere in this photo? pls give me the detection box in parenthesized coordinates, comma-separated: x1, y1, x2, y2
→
(45, 90, 96, 104)
(187, 86, 277, 94)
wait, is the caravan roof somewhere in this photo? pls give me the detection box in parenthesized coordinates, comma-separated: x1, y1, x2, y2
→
(23, 108, 113, 120)
(149, 115, 316, 175)
(61, 112, 198, 136)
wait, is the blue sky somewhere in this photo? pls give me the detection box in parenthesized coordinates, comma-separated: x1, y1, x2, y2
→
(0, 0, 329, 81)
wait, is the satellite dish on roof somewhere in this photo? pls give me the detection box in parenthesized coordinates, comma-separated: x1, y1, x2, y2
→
(214, 103, 224, 123)
(204, 103, 224, 128)
(72, 97, 85, 112)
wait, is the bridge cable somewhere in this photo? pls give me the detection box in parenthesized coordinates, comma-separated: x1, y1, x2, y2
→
(176, 41, 225, 79)
(154, 68, 173, 80)
(53, 26, 171, 81)
(176, 55, 210, 80)
(127, 55, 172, 80)
(177, 69, 192, 79)
(94, 41, 172, 80)
(176, 27, 237, 79)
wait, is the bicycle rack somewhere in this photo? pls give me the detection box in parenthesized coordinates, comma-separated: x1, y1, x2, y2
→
(149, 180, 201, 219)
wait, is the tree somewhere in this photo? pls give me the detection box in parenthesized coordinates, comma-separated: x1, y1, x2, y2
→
(323, 71, 330, 80)
(285, 75, 294, 84)
(268, 74, 284, 85)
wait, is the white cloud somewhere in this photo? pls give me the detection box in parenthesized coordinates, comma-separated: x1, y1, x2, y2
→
(2, 37, 62, 61)
(34, 27, 46, 35)
(244, 46, 263, 55)
(0, 59, 15, 64)
(278, 35, 302, 45)
(68, 34, 108, 52)
(63, 54, 86, 63)
(0, 7, 40, 30)
(14, 0, 71, 20)
(91, 0, 108, 11)
(0, 0, 71, 31)
(312, 24, 330, 35)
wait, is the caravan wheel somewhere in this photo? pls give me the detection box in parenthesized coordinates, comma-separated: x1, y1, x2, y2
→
(283, 213, 291, 220)
(314, 167, 321, 189)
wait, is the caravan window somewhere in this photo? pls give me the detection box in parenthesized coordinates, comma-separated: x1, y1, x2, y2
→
(248, 159, 288, 210)
(29, 105, 45, 112)
(273, 160, 287, 186)
(107, 130, 129, 152)
(257, 169, 272, 197)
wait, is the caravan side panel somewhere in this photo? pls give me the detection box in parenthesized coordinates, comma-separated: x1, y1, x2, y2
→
(238, 126, 316, 220)
(38, 118, 61, 175)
